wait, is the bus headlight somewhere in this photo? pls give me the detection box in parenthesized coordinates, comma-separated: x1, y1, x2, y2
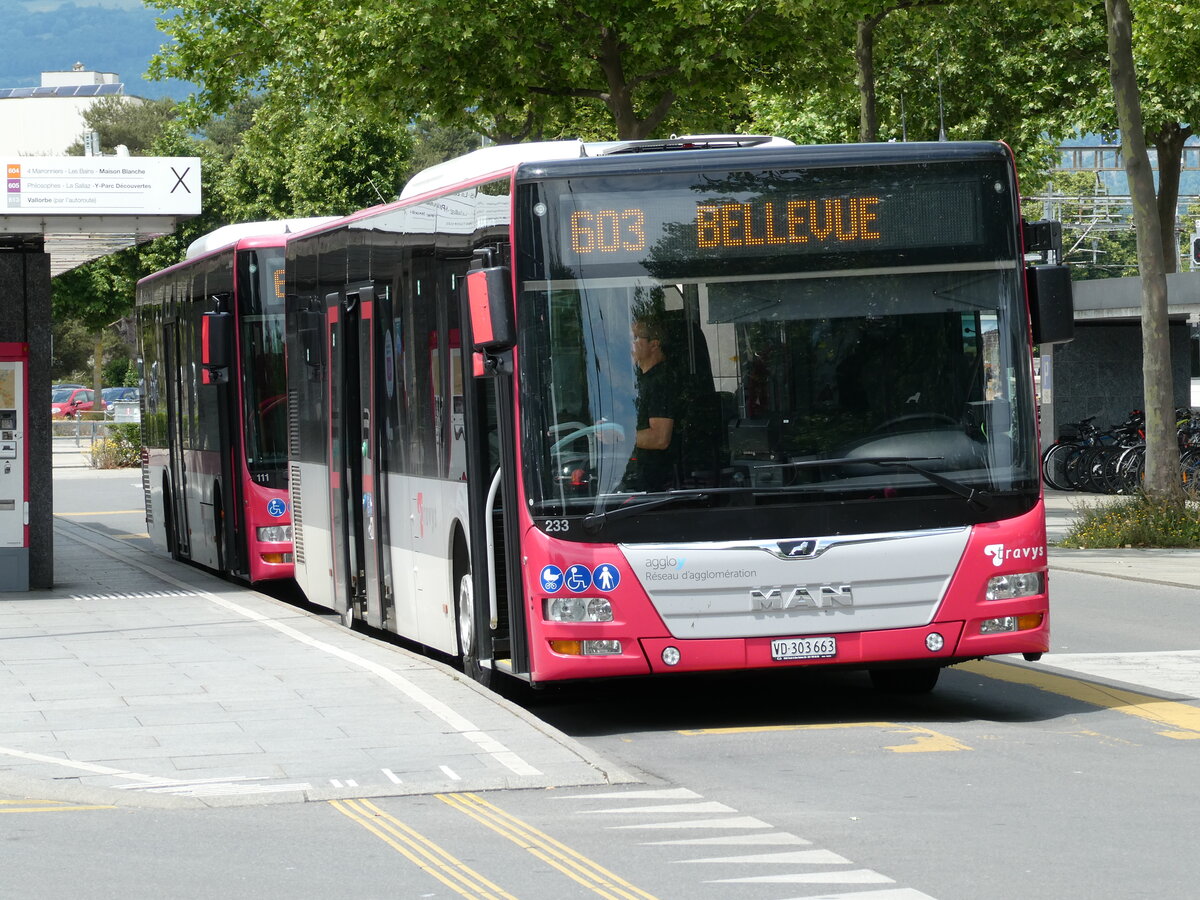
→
(980, 613, 1044, 634)
(544, 597, 613, 622)
(257, 525, 293, 543)
(986, 571, 1043, 600)
(548, 639, 622, 655)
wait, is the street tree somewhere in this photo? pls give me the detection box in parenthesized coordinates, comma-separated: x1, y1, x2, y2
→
(147, 0, 795, 140)
(64, 95, 180, 156)
(1105, 0, 1178, 501)
(757, 1, 1108, 188)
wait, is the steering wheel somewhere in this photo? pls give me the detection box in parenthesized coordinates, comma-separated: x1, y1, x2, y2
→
(870, 413, 958, 434)
(550, 422, 625, 454)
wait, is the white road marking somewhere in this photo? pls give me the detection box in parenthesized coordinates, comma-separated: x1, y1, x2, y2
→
(609, 816, 773, 830)
(682, 849, 851, 865)
(713, 868, 894, 884)
(647, 833, 812, 846)
(578, 801, 738, 816)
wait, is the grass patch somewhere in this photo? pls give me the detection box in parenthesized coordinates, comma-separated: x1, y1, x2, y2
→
(1059, 494, 1200, 549)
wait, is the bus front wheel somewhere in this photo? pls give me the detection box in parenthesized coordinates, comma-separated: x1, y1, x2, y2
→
(456, 569, 492, 688)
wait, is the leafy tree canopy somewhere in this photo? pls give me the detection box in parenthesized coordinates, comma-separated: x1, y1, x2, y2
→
(148, 0, 796, 140)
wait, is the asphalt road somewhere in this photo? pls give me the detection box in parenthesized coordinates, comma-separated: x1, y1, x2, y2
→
(12, 465, 1198, 899)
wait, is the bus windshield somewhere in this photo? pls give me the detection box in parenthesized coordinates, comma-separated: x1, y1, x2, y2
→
(238, 249, 289, 482)
(517, 158, 1037, 520)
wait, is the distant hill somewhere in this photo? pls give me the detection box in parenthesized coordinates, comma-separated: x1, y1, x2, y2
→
(2, 1, 196, 101)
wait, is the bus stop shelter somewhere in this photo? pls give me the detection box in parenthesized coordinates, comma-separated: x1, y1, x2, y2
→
(0, 156, 200, 589)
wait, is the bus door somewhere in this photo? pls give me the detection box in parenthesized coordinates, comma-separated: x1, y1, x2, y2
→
(459, 251, 529, 679)
(161, 311, 190, 558)
(326, 286, 387, 627)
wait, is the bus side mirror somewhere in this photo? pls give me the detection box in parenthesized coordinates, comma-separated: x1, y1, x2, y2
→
(1027, 264, 1074, 345)
(201, 311, 233, 384)
(466, 266, 514, 352)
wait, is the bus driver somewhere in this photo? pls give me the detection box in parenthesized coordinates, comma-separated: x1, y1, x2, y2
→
(622, 315, 679, 492)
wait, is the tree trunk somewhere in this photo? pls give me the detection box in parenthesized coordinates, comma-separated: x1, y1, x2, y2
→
(856, 18, 879, 142)
(1106, 0, 1180, 501)
(595, 26, 674, 140)
(1152, 122, 1192, 274)
(92, 333, 105, 423)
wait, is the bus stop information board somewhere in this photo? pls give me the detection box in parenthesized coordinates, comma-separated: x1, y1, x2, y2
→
(6, 157, 201, 216)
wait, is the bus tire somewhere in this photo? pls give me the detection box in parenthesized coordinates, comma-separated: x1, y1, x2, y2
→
(455, 552, 491, 688)
(868, 665, 941, 694)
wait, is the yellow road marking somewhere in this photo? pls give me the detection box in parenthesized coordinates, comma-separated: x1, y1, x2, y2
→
(116, 533, 151, 540)
(678, 721, 971, 753)
(0, 799, 115, 813)
(438, 792, 660, 900)
(330, 798, 518, 900)
(963, 659, 1200, 739)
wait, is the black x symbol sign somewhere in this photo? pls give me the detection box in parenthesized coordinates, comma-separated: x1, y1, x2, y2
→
(170, 166, 191, 193)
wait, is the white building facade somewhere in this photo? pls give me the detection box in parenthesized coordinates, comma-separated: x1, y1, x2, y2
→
(0, 63, 133, 157)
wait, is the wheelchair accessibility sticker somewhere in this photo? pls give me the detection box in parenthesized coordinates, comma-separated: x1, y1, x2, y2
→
(266, 498, 287, 518)
(564, 564, 592, 593)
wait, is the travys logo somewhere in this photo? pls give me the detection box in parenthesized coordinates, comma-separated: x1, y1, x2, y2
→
(983, 543, 1045, 567)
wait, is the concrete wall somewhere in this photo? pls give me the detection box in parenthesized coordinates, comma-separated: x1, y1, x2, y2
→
(0, 252, 52, 588)
(1042, 322, 1192, 444)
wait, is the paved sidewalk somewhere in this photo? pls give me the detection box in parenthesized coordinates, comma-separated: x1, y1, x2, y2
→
(1046, 489, 1200, 588)
(0, 496, 632, 809)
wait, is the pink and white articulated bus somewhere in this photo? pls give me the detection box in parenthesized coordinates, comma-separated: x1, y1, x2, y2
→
(284, 137, 1073, 690)
(137, 218, 335, 583)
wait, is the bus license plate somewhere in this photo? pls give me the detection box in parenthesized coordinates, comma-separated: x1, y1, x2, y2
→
(771, 636, 837, 661)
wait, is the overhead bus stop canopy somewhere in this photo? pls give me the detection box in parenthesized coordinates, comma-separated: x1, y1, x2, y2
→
(2, 156, 202, 275)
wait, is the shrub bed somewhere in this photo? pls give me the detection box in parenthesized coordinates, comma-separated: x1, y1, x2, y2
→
(1059, 494, 1200, 549)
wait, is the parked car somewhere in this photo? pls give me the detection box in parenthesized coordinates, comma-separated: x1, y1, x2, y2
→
(50, 387, 95, 419)
(101, 386, 140, 411)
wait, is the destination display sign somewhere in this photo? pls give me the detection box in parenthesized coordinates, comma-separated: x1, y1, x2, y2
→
(5, 156, 202, 216)
(555, 168, 994, 269)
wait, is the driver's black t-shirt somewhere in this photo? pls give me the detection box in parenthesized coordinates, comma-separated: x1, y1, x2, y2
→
(625, 362, 678, 491)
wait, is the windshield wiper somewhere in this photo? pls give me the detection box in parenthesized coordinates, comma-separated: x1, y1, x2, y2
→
(826, 455, 990, 507)
(582, 490, 711, 534)
(579, 456, 987, 533)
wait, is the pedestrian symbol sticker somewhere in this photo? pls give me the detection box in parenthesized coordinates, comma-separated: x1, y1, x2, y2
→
(564, 564, 592, 593)
(266, 498, 287, 518)
(540, 565, 564, 593)
(593, 564, 620, 592)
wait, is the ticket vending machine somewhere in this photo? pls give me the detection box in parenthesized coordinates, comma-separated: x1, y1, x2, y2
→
(0, 344, 29, 591)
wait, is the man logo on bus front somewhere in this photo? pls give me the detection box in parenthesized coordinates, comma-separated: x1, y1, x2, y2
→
(778, 540, 817, 558)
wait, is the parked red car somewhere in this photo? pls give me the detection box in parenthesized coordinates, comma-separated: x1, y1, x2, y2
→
(51, 387, 95, 418)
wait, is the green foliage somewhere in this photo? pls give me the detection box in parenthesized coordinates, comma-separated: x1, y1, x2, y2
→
(1059, 494, 1200, 548)
(218, 100, 413, 219)
(102, 354, 132, 387)
(64, 96, 180, 156)
(148, 0, 796, 140)
(90, 425, 142, 470)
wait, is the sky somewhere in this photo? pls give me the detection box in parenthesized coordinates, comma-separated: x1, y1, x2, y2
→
(4, 1, 195, 100)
